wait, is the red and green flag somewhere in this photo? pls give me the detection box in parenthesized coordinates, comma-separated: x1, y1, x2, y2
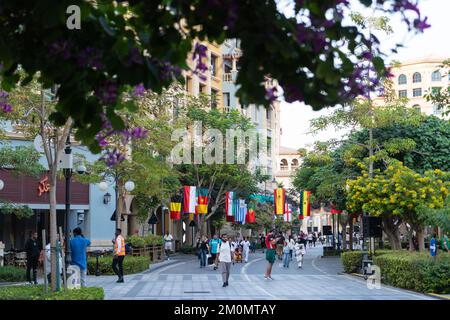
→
(247, 202, 256, 223)
(197, 188, 208, 214)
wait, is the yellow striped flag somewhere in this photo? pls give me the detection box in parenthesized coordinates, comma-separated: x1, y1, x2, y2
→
(274, 188, 285, 215)
(300, 191, 311, 217)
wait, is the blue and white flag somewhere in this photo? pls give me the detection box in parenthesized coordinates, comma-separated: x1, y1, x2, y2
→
(236, 199, 247, 225)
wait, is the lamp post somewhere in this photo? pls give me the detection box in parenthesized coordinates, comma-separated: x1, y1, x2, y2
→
(99, 177, 134, 230)
(63, 135, 73, 264)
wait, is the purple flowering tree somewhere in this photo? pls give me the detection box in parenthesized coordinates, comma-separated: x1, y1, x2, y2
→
(0, 0, 430, 153)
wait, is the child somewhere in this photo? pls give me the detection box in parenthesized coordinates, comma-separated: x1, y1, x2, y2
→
(294, 241, 306, 268)
(283, 241, 290, 268)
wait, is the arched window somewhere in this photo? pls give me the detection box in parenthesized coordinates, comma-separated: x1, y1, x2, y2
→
(291, 159, 299, 170)
(431, 70, 441, 82)
(280, 159, 288, 171)
(398, 74, 407, 85)
(413, 72, 422, 83)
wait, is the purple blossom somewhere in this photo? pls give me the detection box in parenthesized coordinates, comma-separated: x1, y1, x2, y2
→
(100, 149, 126, 168)
(78, 47, 103, 70)
(160, 61, 182, 80)
(124, 48, 144, 67)
(265, 87, 278, 103)
(130, 127, 148, 139)
(414, 17, 431, 32)
(0, 90, 12, 113)
(95, 80, 118, 105)
(49, 40, 72, 60)
(192, 42, 208, 80)
(133, 83, 146, 97)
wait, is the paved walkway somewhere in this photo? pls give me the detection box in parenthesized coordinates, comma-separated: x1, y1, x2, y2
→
(86, 245, 436, 300)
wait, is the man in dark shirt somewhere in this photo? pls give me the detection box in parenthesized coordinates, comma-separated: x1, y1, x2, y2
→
(25, 231, 40, 284)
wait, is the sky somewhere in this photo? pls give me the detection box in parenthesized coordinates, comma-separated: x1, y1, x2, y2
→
(279, 0, 450, 150)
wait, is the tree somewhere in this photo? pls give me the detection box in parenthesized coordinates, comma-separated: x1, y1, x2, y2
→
(1, 74, 72, 291)
(176, 105, 259, 235)
(346, 161, 450, 252)
(0, 1, 429, 152)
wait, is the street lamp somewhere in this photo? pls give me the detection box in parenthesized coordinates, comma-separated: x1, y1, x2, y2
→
(63, 135, 73, 265)
(0, 179, 4, 191)
(103, 193, 112, 204)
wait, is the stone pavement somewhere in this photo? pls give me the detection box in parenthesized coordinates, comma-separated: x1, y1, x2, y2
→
(86, 245, 436, 300)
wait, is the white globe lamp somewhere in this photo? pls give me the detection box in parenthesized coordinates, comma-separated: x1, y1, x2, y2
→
(124, 181, 135, 192)
(98, 181, 108, 192)
(0, 179, 4, 191)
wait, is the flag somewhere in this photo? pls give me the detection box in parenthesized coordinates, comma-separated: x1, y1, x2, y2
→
(284, 203, 292, 222)
(183, 186, 197, 214)
(197, 188, 208, 214)
(274, 188, 285, 215)
(225, 191, 235, 222)
(298, 205, 304, 220)
(170, 195, 182, 220)
(247, 202, 256, 223)
(235, 199, 247, 224)
(300, 191, 311, 217)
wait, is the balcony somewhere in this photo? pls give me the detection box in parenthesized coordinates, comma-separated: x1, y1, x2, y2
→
(223, 73, 233, 82)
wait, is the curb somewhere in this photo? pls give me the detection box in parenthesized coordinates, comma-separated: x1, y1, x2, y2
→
(347, 272, 447, 300)
(426, 293, 450, 300)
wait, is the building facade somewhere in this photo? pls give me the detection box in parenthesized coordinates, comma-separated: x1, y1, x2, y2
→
(387, 55, 449, 117)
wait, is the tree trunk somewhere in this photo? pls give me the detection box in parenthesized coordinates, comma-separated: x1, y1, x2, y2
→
(406, 226, 415, 252)
(382, 216, 401, 250)
(49, 171, 58, 292)
(415, 226, 425, 252)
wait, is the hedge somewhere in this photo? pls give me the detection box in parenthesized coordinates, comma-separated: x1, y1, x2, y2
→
(341, 250, 393, 273)
(87, 255, 149, 275)
(0, 266, 27, 282)
(126, 235, 163, 248)
(179, 245, 197, 255)
(0, 285, 104, 300)
(373, 251, 450, 294)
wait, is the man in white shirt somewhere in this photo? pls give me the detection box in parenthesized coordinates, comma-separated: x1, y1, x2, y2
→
(217, 234, 233, 287)
(164, 232, 173, 260)
(240, 237, 251, 263)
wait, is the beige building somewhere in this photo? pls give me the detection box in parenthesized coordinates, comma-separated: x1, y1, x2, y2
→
(275, 146, 301, 189)
(385, 55, 449, 117)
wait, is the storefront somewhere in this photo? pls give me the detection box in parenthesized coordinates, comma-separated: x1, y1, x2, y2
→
(0, 169, 89, 250)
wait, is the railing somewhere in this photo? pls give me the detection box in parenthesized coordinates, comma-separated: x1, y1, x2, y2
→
(223, 73, 233, 82)
(280, 165, 289, 171)
(131, 245, 164, 262)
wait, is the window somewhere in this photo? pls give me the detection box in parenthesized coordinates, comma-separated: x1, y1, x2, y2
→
(199, 83, 206, 93)
(211, 89, 218, 108)
(223, 92, 230, 107)
(211, 54, 217, 77)
(280, 159, 288, 171)
(398, 74, 407, 85)
(412, 72, 422, 83)
(433, 105, 443, 116)
(398, 90, 407, 98)
(291, 159, 299, 170)
(412, 104, 421, 111)
(432, 70, 441, 82)
(412, 88, 422, 97)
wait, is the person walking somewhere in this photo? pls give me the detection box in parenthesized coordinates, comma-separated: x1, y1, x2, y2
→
(25, 231, 40, 285)
(217, 234, 233, 287)
(294, 241, 306, 268)
(442, 233, 449, 253)
(199, 236, 209, 268)
(209, 234, 221, 270)
(312, 233, 317, 247)
(307, 233, 313, 248)
(430, 233, 437, 260)
(240, 237, 251, 263)
(264, 230, 278, 280)
(282, 240, 290, 268)
(163, 231, 173, 260)
(70, 227, 91, 287)
(288, 236, 295, 261)
(112, 228, 126, 283)
(260, 233, 266, 253)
